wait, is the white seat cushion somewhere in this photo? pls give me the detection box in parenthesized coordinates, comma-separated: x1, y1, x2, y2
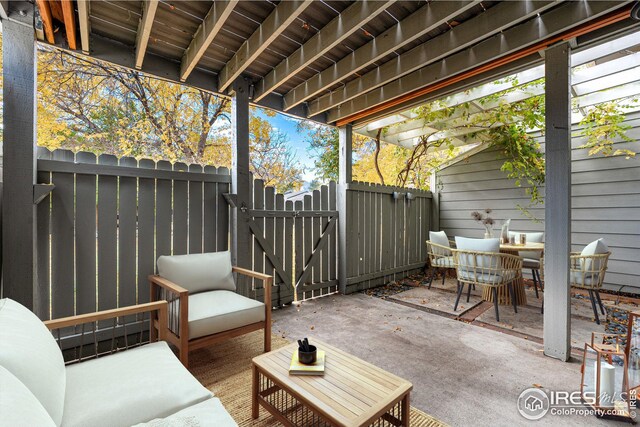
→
(432, 256, 454, 268)
(454, 237, 501, 273)
(571, 272, 598, 287)
(458, 270, 517, 285)
(509, 231, 544, 260)
(523, 258, 540, 269)
(429, 231, 451, 256)
(189, 291, 265, 340)
(0, 365, 56, 427)
(157, 252, 236, 294)
(580, 239, 609, 271)
(132, 398, 237, 427)
(0, 299, 66, 426)
(62, 341, 212, 427)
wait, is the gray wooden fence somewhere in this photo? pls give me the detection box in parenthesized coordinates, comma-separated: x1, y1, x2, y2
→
(35, 149, 231, 321)
(240, 180, 339, 304)
(344, 181, 432, 293)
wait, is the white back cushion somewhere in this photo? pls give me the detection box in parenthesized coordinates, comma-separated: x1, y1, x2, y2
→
(509, 231, 544, 260)
(0, 365, 56, 427)
(580, 239, 609, 271)
(157, 252, 235, 294)
(429, 231, 451, 256)
(455, 237, 501, 272)
(0, 299, 66, 426)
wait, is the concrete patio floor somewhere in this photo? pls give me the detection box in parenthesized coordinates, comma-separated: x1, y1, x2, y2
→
(272, 292, 631, 426)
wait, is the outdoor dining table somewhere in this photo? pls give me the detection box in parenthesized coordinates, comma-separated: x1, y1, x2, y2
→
(481, 242, 545, 306)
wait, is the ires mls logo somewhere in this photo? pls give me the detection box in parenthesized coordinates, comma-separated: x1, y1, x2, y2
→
(518, 388, 550, 420)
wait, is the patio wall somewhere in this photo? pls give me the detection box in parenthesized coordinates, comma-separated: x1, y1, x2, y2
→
(435, 113, 640, 293)
(343, 181, 432, 293)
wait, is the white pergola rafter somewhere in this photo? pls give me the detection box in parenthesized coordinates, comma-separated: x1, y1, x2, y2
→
(180, 0, 238, 82)
(134, 0, 159, 70)
(279, 0, 479, 110)
(308, 0, 557, 118)
(217, 0, 313, 93)
(251, 0, 396, 103)
(327, 0, 629, 123)
(77, 0, 90, 54)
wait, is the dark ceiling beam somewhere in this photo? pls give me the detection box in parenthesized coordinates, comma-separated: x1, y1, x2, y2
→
(252, 0, 396, 103)
(281, 0, 481, 111)
(217, 0, 314, 93)
(331, 1, 632, 125)
(180, 0, 238, 82)
(308, 0, 558, 117)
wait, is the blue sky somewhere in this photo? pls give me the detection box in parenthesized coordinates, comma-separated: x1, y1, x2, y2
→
(256, 109, 318, 182)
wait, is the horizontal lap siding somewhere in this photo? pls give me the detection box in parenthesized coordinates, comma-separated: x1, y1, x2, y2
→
(437, 114, 640, 292)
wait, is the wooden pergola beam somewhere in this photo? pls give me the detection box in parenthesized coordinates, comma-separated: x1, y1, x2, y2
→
(0, 1, 9, 20)
(328, 1, 630, 124)
(281, 0, 480, 111)
(35, 0, 55, 44)
(134, 0, 159, 70)
(308, 0, 556, 118)
(77, 0, 90, 54)
(217, 0, 313, 93)
(180, 0, 238, 82)
(252, 0, 396, 103)
(61, 0, 77, 50)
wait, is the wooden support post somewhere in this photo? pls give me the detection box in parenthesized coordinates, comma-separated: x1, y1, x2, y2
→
(230, 78, 252, 270)
(1, 4, 39, 313)
(543, 42, 572, 362)
(337, 125, 352, 294)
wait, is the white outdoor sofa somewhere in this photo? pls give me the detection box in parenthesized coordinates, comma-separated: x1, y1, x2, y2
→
(0, 298, 237, 427)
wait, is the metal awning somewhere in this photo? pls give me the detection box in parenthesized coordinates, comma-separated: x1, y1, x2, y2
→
(3, 0, 636, 125)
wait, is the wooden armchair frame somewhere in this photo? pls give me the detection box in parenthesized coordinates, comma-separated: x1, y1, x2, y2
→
(149, 266, 272, 367)
(44, 301, 169, 363)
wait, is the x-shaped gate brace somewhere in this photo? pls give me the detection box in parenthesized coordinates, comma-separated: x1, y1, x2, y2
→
(224, 193, 338, 292)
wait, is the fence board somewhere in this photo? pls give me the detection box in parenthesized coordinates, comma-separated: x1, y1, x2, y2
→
(265, 186, 275, 288)
(137, 159, 156, 301)
(51, 150, 75, 319)
(172, 162, 188, 255)
(252, 180, 265, 298)
(217, 167, 230, 251)
(97, 154, 118, 320)
(156, 161, 172, 258)
(203, 165, 217, 252)
(118, 157, 138, 310)
(74, 152, 97, 316)
(189, 164, 204, 254)
(36, 149, 52, 319)
(283, 200, 294, 304)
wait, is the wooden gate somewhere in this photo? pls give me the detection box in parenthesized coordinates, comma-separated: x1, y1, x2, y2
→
(229, 180, 339, 305)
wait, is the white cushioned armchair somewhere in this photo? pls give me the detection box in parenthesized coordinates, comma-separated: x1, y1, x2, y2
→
(149, 251, 273, 368)
(0, 298, 237, 427)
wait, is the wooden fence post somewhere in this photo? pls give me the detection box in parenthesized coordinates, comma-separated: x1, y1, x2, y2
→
(1, 4, 39, 313)
(338, 125, 352, 294)
(230, 78, 252, 270)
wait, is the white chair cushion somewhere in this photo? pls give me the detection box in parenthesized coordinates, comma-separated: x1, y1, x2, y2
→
(0, 299, 66, 426)
(158, 252, 235, 294)
(523, 258, 540, 269)
(509, 231, 544, 260)
(571, 272, 598, 287)
(429, 231, 451, 256)
(62, 341, 212, 427)
(132, 398, 237, 427)
(458, 270, 517, 285)
(580, 239, 609, 271)
(189, 290, 265, 340)
(0, 365, 56, 427)
(454, 237, 500, 272)
(432, 256, 454, 268)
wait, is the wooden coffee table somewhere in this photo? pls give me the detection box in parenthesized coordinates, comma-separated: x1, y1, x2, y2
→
(252, 339, 412, 426)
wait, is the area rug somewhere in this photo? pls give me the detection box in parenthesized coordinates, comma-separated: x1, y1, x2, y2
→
(190, 331, 447, 427)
